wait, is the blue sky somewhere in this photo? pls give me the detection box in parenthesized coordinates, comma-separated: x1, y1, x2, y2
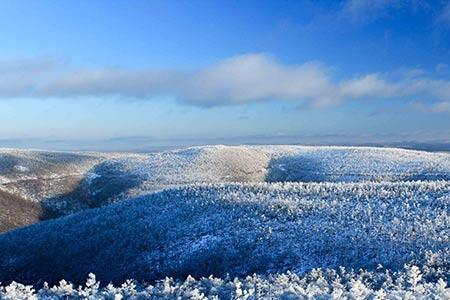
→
(1, 0, 450, 150)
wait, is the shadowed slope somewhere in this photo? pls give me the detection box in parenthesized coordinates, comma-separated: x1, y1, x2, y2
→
(0, 189, 42, 232)
(0, 149, 104, 202)
(1, 181, 448, 286)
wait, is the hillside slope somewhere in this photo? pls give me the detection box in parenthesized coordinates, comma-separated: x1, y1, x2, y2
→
(40, 145, 450, 212)
(0, 149, 105, 202)
(0, 190, 42, 232)
(1, 145, 450, 232)
(1, 181, 449, 285)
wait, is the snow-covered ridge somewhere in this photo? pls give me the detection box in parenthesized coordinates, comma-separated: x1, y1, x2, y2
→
(2, 145, 450, 187)
(1, 145, 450, 214)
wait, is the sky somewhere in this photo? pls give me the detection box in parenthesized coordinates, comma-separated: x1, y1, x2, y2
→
(1, 0, 450, 151)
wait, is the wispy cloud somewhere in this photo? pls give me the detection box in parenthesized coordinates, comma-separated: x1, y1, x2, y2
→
(436, 1, 450, 25)
(342, 0, 399, 22)
(431, 101, 450, 112)
(1, 53, 450, 111)
(336, 0, 430, 24)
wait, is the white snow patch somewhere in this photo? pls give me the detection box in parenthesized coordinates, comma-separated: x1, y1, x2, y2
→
(13, 165, 29, 173)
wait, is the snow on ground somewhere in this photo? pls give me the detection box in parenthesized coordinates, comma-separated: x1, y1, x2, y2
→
(0, 149, 105, 201)
(36, 145, 450, 215)
(0, 145, 450, 299)
(2, 267, 449, 299)
(1, 182, 449, 285)
(1, 145, 450, 206)
(93, 145, 450, 189)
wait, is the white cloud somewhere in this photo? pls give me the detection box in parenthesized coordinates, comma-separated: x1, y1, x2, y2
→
(0, 54, 340, 107)
(0, 53, 450, 112)
(340, 74, 398, 98)
(180, 54, 335, 105)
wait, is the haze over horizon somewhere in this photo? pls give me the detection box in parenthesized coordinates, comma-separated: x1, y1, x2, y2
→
(1, 0, 450, 150)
